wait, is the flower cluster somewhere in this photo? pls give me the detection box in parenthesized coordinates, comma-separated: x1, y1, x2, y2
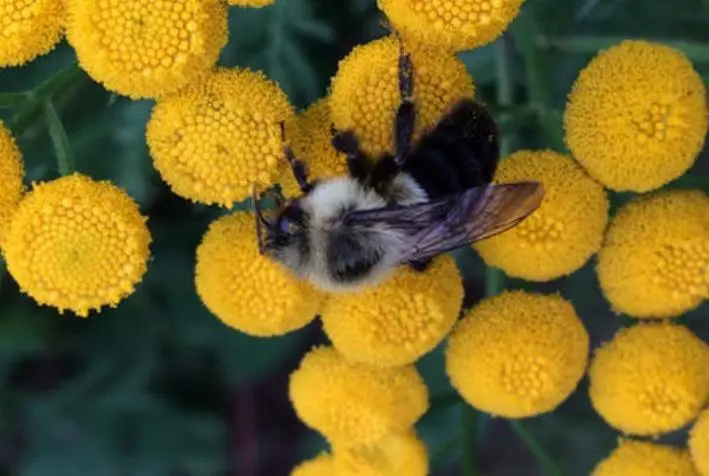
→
(0, 121, 24, 247)
(0, 0, 65, 67)
(592, 439, 699, 475)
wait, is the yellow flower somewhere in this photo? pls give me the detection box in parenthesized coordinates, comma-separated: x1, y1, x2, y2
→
(288, 346, 428, 447)
(378, 0, 525, 51)
(564, 40, 708, 192)
(597, 189, 709, 319)
(445, 291, 589, 418)
(0, 121, 24, 248)
(291, 453, 334, 476)
(194, 212, 323, 337)
(588, 322, 709, 436)
(330, 35, 474, 157)
(65, 0, 227, 99)
(334, 431, 428, 476)
(227, 0, 274, 6)
(691, 411, 709, 476)
(147, 68, 294, 206)
(279, 98, 348, 198)
(592, 439, 699, 476)
(0, 0, 65, 67)
(474, 150, 609, 281)
(3, 174, 151, 317)
(321, 255, 462, 367)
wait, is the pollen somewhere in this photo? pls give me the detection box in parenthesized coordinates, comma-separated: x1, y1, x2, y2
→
(227, 0, 275, 6)
(0, 0, 65, 67)
(690, 411, 709, 476)
(588, 322, 709, 436)
(0, 121, 24, 248)
(445, 291, 589, 418)
(65, 0, 227, 99)
(592, 439, 699, 476)
(146, 68, 294, 207)
(597, 189, 709, 319)
(291, 453, 334, 476)
(321, 255, 463, 367)
(279, 98, 349, 198)
(330, 35, 474, 158)
(194, 212, 323, 337)
(564, 40, 708, 192)
(474, 150, 609, 281)
(378, 0, 525, 51)
(288, 346, 428, 447)
(333, 430, 428, 476)
(2, 174, 151, 317)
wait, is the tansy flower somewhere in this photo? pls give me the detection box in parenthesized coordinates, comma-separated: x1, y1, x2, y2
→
(445, 291, 589, 418)
(588, 322, 709, 436)
(474, 150, 608, 281)
(147, 68, 294, 207)
(227, 0, 275, 6)
(330, 35, 474, 157)
(194, 212, 323, 337)
(3, 174, 151, 317)
(65, 0, 227, 99)
(279, 98, 348, 198)
(691, 411, 709, 476)
(288, 346, 428, 447)
(597, 189, 709, 319)
(333, 431, 428, 476)
(0, 0, 65, 67)
(321, 255, 462, 367)
(0, 121, 24, 248)
(291, 453, 334, 476)
(378, 0, 525, 51)
(564, 40, 708, 192)
(592, 439, 699, 476)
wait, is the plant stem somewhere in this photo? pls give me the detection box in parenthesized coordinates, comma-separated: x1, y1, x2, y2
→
(43, 100, 76, 175)
(509, 420, 565, 476)
(460, 405, 479, 476)
(496, 35, 516, 156)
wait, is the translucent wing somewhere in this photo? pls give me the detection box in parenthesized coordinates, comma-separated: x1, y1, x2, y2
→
(343, 181, 544, 263)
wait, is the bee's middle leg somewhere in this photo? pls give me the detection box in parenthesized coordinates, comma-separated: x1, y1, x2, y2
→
(408, 258, 431, 272)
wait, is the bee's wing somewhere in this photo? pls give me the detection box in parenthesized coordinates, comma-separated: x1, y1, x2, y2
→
(344, 181, 544, 263)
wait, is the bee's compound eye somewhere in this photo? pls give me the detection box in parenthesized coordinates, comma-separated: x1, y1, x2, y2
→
(278, 216, 296, 235)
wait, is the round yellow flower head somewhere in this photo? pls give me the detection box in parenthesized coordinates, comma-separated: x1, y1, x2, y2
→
(3, 174, 151, 317)
(291, 453, 334, 476)
(0, 121, 24, 248)
(592, 439, 699, 476)
(589, 322, 709, 436)
(288, 346, 428, 447)
(333, 431, 428, 476)
(147, 68, 294, 207)
(195, 212, 322, 337)
(65, 0, 227, 99)
(445, 290, 589, 418)
(564, 40, 708, 192)
(474, 150, 609, 281)
(330, 35, 475, 157)
(597, 189, 709, 319)
(321, 255, 462, 367)
(227, 0, 274, 6)
(690, 410, 709, 476)
(279, 98, 348, 198)
(378, 0, 525, 51)
(0, 0, 65, 67)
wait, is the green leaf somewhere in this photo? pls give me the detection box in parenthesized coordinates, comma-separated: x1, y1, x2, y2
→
(0, 92, 28, 109)
(43, 100, 76, 175)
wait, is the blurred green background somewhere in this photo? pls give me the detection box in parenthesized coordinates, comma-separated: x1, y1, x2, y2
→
(1, 0, 709, 475)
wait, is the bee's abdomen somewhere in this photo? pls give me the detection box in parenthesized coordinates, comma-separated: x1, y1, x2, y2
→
(402, 99, 500, 199)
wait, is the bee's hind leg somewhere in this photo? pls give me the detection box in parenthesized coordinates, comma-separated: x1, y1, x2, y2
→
(394, 42, 415, 164)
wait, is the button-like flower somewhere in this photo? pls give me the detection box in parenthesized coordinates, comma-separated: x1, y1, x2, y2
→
(691, 411, 709, 476)
(291, 453, 333, 476)
(147, 68, 294, 207)
(288, 346, 428, 447)
(378, 0, 525, 51)
(3, 174, 151, 317)
(279, 98, 348, 198)
(65, 0, 228, 99)
(330, 35, 474, 157)
(0, 0, 65, 67)
(195, 212, 323, 337)
(321, 256, 462, 367)
(0, 121, 24, 248)
(564, 40, 708, 192)
(334, 431, 428, 476)
(589, 322, 709, 436)
(592, 439, 699, 476)
(227, 0, 275, 6)
(445, 291, 589, 418)
(597, 189, 709, 319)
(474, 150, 608, 281)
